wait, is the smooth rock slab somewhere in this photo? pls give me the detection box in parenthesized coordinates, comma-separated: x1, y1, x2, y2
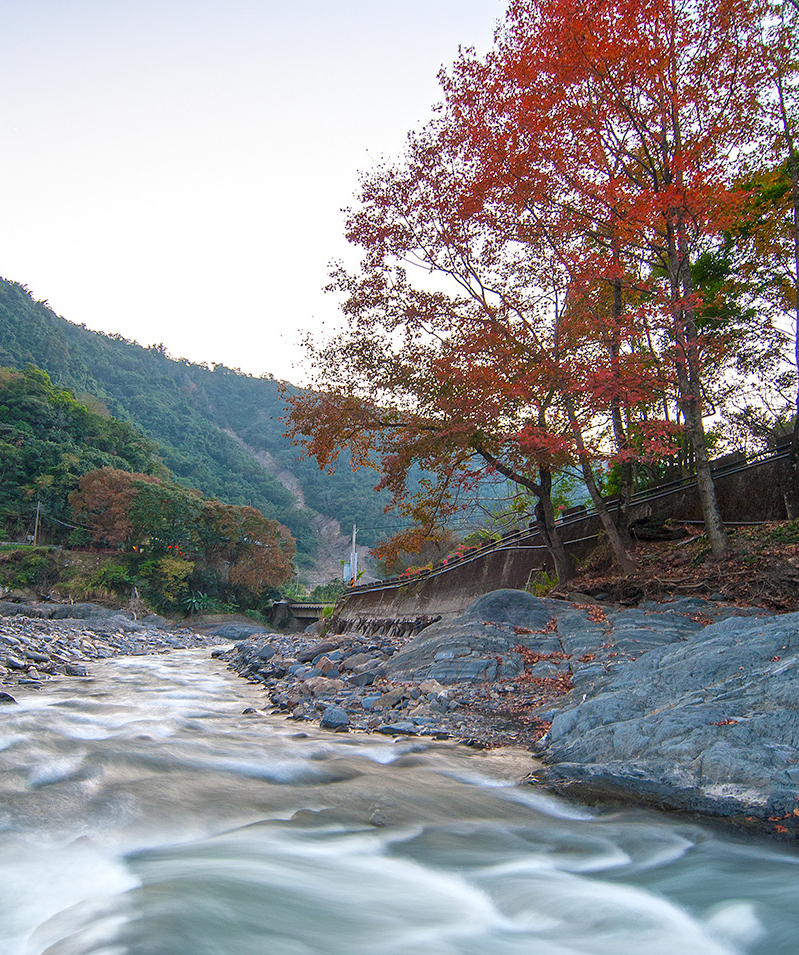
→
(539, 609, 799, 824)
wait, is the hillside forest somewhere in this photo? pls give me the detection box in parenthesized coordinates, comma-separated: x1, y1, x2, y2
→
(0, 365, 296, 614)
(0, 277, 400, 568)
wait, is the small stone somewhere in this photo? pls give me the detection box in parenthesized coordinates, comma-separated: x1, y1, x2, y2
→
(419, 679, 445, 695)
(25, 650, 50, 664)
(377, 687, 407, 708)
(298, 640, 337, 663)
(303, 676, 345, 698)
(65, 663, 89, 677)
(348, 671, 376, 687)
(0, 692, 17, 704)
(320, 705, 350, 729)
(377, 721, 416, 736)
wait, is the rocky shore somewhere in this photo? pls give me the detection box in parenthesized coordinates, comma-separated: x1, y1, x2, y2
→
(0, 600, 221, 699)
(3, 590, 798, 840)
(212, 589, 799, 840)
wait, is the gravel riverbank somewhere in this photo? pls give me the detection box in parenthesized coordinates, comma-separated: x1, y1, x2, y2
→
(4, 591, 798, 841)
(0, 601, 222, 698)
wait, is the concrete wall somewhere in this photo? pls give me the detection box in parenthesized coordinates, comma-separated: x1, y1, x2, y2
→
(335, 454, 790, 621)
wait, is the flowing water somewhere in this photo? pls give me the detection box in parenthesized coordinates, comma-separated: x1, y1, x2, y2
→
(1, 650, 798, 955)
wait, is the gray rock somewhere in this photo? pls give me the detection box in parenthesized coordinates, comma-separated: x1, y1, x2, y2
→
(298, 640, 338, 663)
(65, 663, 89, 677)
(0, 692, 17, 704)
(348, 671, 376, 686)
(377, 721, 417, 735)
(25, 650, 50, 664)
(387, 590, 568, 683)
(539, 609, 799, 823)
(141, 614, 171, 630)
(320, 705, 350, 729)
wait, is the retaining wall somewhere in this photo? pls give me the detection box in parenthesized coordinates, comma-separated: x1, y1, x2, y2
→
(336, 453, 791, 621)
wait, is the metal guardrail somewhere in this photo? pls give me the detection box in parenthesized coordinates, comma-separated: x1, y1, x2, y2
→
(344, 446, 792, 599)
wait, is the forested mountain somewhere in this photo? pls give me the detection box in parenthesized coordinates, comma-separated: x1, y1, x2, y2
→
(0, 364, 165, 538)
(0, 278, 393, 565)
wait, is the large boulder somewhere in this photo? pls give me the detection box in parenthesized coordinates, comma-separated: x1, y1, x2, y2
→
(387, 590, 570, 683)
(536, 609, 799, 825)
(386, 590, 755, 686)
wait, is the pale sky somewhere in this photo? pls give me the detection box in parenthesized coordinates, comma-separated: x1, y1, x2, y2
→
(0, 0, 506, 383)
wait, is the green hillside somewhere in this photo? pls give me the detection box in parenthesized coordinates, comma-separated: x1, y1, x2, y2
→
(0, 278, 394, 562)
(0, 364, 165, 539)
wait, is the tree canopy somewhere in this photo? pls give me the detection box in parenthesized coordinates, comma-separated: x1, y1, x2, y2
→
(289, 0, 799, 579)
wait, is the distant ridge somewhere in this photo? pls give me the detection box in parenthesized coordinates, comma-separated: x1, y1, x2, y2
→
(0, 277, 393, 570)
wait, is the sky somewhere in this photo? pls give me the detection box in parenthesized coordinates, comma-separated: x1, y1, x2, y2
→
(0, 0, 506, 383)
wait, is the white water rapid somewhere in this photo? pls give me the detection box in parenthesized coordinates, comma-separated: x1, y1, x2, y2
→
(1, 649, 798, 955)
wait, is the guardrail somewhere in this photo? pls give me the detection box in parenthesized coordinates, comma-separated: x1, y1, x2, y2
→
(343, 446, 792, 599)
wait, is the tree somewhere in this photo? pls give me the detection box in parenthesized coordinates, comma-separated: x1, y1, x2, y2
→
(446, 0, 769, 558)
(197, 500, 296, 600)
(70, 468, 159, 547)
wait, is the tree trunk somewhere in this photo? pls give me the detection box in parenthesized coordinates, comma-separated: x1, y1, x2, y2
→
(667, 220, 728, 558)
(534, 466, 577, 583)
(609, 273, 635, 546)
(474, 447, 576, 583)
(563, 396, 638, 576)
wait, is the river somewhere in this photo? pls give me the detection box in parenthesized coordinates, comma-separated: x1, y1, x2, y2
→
(1, 649, 798, 955)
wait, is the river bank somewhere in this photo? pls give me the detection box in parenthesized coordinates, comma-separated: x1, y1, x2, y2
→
(209, 589, 799, 841)
(0, 600, 222, 697)
(3, 590, 798, 842)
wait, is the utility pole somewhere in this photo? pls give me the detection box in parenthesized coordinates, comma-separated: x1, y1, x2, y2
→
(344, 524, 358, 585)
(33, 499, 41, 547)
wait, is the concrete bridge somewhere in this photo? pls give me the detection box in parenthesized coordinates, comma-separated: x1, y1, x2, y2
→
(267, 600, 333, 630)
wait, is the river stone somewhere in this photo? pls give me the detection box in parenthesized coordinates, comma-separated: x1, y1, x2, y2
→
(377, 721, 417, 735)
(0, 692, 16, 704)
(65, 662, 89, 677)
(298, 640, 338, 663)
(24, 650, 50, 664)
(320, 705, 350, 729)
(376, 687, 407, 708)
(537, 608, 799, 822)
(347, 671, 376, 687)
(303, 676, 344, 697)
